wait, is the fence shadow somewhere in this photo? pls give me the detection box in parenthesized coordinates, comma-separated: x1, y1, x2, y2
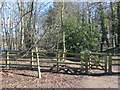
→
(88, 72, 120, 76)
(1, 66, 120, 77)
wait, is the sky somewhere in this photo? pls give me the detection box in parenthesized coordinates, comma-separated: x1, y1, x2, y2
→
(0, 1, 53, 36)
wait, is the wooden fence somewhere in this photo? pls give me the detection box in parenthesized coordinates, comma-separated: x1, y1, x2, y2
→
(0, 50, 120, 78)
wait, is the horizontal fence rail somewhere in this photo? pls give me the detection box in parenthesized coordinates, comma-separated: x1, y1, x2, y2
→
(1, 50, 120, 75)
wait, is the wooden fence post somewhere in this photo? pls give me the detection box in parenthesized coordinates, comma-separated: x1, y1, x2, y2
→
(105, 55, 108, 74)
(6, 50, 9, 67)
(85, 53, 89, 74)
(57, 51, 60, 72)
(89, 54, 91, 69)
(36, 47, 41, 78)
(30, 50, 33, 68)
(108, 53, 112, 74)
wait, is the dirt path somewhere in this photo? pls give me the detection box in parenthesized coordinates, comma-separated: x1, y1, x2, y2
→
(81, 75, 118, 88)
(1, 67, 119, 88)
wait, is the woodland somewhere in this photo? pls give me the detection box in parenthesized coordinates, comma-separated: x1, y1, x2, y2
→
(0, 1, 120, 54)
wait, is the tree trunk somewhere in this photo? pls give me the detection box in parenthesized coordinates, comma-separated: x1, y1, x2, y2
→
(61, 1, 66, 61)
(20, 2, 25, 50)
(100, 3, 105, 52)
(110, 2, 114, 47)
(117, 2, 120, 47)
